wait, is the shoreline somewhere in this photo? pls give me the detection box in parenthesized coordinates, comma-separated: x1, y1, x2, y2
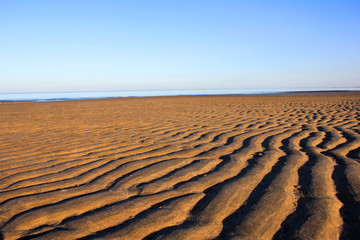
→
(1, 90, 359, 104)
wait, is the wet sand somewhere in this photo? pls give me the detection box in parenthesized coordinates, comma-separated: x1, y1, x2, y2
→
(0, 93, 359, 240)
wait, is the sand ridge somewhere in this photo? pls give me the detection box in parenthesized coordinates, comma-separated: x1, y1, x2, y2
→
(0, 94, 359, 239)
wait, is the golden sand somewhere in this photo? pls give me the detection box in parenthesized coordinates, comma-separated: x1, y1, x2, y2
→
(0, 93, 359, 239)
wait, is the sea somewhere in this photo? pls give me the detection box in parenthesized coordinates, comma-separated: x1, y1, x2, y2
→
(0, 88, 359, 102)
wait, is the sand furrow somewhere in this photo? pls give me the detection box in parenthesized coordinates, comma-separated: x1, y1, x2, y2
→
(0, 95, 359, 240)
(0, 128, 280, 238)
(0, 129, 262, 233)
(322, 128, 360, 239)
(273, 130, 343, 240)
(219, 130, 310, 240)
(150, 128, 295, 240)
(88, 193, 204, 240)
(0, 129, 229, 198)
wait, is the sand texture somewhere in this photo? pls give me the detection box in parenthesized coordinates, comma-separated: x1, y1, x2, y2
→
(0, 94, 359, 240)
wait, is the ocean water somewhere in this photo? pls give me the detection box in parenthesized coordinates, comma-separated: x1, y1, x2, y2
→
(0, 88, 359, 102)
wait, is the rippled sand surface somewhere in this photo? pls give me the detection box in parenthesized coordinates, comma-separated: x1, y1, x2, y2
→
(0, 93, 359, 240)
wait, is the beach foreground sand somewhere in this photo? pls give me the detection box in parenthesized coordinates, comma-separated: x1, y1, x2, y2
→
(0, 93, 359, 240)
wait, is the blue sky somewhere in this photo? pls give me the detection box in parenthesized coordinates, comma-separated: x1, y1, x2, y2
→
(1, 0, 359, 93)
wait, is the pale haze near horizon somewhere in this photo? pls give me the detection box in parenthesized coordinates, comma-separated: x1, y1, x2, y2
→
(0, 0, 359, 93)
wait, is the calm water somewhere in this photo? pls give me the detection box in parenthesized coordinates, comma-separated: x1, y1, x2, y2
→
(1, 88, 359, 102)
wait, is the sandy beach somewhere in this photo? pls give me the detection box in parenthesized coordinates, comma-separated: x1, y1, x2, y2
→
(0, 93, 359, 240)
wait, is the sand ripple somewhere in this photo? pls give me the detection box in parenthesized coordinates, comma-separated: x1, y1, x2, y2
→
(0, 94, 359, 240)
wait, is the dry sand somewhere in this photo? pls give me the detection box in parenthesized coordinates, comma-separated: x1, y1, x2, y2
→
(0, 93, 359, 240)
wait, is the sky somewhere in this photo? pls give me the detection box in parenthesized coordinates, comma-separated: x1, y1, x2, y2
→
(0, 0, 359, 93)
